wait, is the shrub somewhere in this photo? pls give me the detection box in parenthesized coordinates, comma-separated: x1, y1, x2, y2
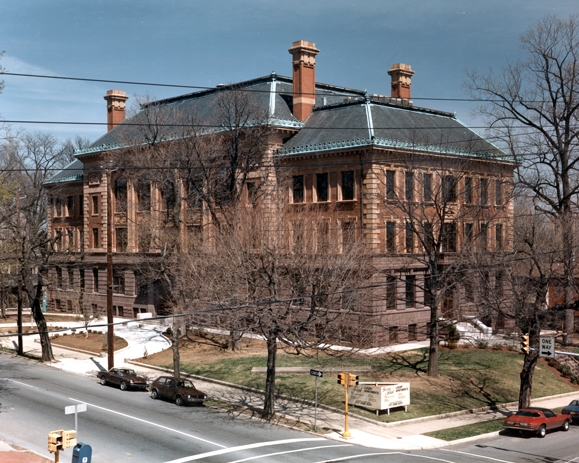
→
(559, 364, 572, 378)
(475, 339, 489, 350)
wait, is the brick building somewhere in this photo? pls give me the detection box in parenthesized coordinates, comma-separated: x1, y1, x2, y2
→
(44, 40, 514, 345)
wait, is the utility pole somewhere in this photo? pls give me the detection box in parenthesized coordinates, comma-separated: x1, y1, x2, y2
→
(105, 167, 114, 370)
(16, 193, 23, 356)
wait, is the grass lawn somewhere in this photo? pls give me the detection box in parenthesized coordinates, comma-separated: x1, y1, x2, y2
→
(145, 344, 578, 423)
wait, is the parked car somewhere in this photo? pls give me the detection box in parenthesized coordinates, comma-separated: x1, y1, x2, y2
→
(503, 407, 570, 437)
(98, 368, 148, 391)
(562, 399, 579, 422)
(150, 376, 207, 406)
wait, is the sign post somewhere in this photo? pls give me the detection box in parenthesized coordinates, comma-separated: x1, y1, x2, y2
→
(65, 403, 87, 434)
(539, 337, 555, 358)
(310, 369, 323, 431)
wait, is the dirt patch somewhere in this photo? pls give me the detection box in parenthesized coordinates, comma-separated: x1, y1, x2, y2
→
(51, 332, 128, 354)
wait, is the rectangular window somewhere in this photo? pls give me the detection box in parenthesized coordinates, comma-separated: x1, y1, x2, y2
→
(495, 179, 502, 205)
(386, 276, 397, 310)
(442, 175, 457, 202)
(67, 196, 74, 217)
(115, 177, 128, 213)
(480, 222, 488, 251)
(92, 195, 99, 215)
(137, 181, 151, 212)
(496, 223, 503, 250)
(405, 275, 416, 308)
(464, 177, 473, 204)
(79, 195, 84, 216)
(386, 170, 396, 200)
(408, 324, 417, 341)
(423, 222, 434, 253)
(317, 220, 330, 252)
(56, 267, 63, 288)
(79, 269, 85, 292)
(292, 175, 304, 203)
(342, 219, 356, 248)
(480, 178, 488, 205)
(56, 198, 63, 217)
(246, 182, 257, 204)
(93, 268, 99, 293)
(161, 181, 176, 211)
(116, 228, 128, 252)
(405, 171, 414, 201)
(68, 268, 74, 289)
(386, 221, 396, 253)
(441, 222, 457, 252)
(405, 222, 413, 253)
(92, 228, 99, 248)
(113, 269, 125, 294)
(341, 171, 355, 200)
(316, 173, 329, 202)
(465, 222, 474, 244)
(67, 228, 74, 250)
(135, 272, 148, 297)
(423, 173, 432, 202)
(389, 326, 399, 343)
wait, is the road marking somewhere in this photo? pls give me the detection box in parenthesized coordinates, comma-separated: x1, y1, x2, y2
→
(2, 379, 37, 388)
(163, 438, 326, 463)
(311, 453, 456, 463)
(68, 398, 226, 448)
(228, 443, 352, 463)
(442, 449, 517, 462)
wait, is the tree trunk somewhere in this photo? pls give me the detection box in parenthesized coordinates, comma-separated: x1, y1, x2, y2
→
(519, 350, 538, 409)
(427, 297, 439, 377)
(562, 215, 575, 345)
(30, 282, 54, 362)
(262, 330, 277, 421)
(172, 320, 181, 379)
(228, 328, 242, 351)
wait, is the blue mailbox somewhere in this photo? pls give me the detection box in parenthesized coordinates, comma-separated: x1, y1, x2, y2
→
(71, 442, 92, 463)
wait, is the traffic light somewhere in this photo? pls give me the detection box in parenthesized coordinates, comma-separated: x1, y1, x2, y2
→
(47, 430, 63, 453)
(337, 372, 347, 385)
(521, 334, 530, 354)
(62, 430, 77, 449)
(348, 375, 359, 387)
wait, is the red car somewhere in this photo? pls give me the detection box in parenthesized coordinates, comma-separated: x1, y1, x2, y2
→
(503, 407, 570, 437)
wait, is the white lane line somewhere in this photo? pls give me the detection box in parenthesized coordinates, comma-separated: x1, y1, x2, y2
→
(228, 443, 352, 463)
(163, 438, 326, 463)
(442, 449, 517, 463)
(68, 398, 226, 448)
(312, 453, 457, 463)
(3, 379, 37, 388)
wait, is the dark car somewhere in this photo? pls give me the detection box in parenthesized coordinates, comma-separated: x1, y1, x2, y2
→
(98, 368, 148, 391)
(150, 376, 207, 406)
(562, 399, 579, 422)
(503, 407, 570, 437)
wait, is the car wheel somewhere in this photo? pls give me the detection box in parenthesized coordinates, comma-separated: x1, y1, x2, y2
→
(120, 381, 128, 391)
(151, 389, 159, 399)
(100, 376, 107, 385)
(538, 424, 546, 438)
(175, 395, 184, 406)
(562, 420, 570, 432)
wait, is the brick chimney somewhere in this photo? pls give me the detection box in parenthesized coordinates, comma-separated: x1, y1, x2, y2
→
(288, 40, 320, 121)
(104, 90, 128, 131)
(387, 64, 414, 100)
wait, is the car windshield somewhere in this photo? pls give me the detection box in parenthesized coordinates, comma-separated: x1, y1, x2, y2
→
(126, 369, 136, 376)
(177, 380, 194, 388)
(570, 400, 579, 407)
(517, 411, 540, 417)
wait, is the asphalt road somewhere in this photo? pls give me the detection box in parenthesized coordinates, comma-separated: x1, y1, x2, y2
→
(2, 353, 579, 462)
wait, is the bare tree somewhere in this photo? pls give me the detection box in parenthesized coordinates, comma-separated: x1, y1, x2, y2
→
(206, 202, 373, 420)
(468, 199, 562, 408)
(466, 14, 579, 344)
(0, 131, 70, 361)
(379, 154, 511, 376)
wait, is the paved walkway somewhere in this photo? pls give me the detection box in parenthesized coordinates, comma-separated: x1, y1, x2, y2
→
(2, 317, 579, 461)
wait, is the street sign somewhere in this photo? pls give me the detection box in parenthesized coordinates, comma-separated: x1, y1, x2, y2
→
(65, 403, 87, 415)
(310, 369, 323, 377)
(539, 337, 555, 358)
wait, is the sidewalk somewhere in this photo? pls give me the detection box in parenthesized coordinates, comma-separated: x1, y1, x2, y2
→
(3, 318, 579, 460)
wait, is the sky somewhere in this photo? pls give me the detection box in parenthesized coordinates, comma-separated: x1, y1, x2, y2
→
(1, 0, 578, 143)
